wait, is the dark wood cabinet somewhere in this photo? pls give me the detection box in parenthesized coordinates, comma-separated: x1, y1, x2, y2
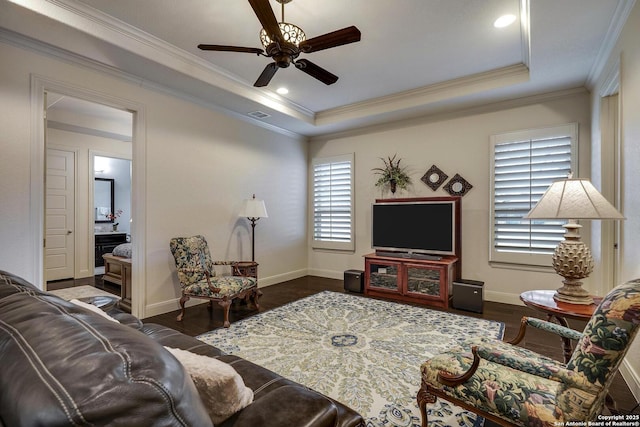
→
(95, 233, 127, 267)
(364, 253, 458, 308)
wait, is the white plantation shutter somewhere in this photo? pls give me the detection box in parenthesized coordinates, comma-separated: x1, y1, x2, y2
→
(312, 154, 354, 250)
(490, 124, 577, 266)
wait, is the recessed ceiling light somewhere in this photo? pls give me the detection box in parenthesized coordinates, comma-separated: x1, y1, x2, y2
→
(276, 87, 289, 95)
(494, 14, 517, 28)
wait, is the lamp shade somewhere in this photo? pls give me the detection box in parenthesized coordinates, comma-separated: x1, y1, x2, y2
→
(239, 195, 268, 220)
(524, 178, 624, 220)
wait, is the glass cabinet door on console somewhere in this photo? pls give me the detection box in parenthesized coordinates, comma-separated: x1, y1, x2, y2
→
(366, 260, 402, 294)
(405, 265, 442, 297)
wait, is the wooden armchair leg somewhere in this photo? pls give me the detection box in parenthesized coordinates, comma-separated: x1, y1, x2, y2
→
(605, 393, 619, 415)
(251, 288, 261, 310)
(176, 294, 189, 321)
(417, 386, 437, 427)
(218, 299, 232, 328)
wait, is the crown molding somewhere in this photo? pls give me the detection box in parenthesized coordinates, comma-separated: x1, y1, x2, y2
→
(598, 55, 621, 97)
(314, 0, 532, 128)
(586, 0, 636, 89)
(4, 0, 314, 123)
(7, 0, 599, 138)
(5, 0, 537, 133)
(310, 87, 587, 142)
(315, 63, 530, 126)
(0, 28, 306, 140)
(519, 0, 531, 68)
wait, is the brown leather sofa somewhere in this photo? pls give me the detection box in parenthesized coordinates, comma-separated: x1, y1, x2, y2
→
(0, 271, 364, 427)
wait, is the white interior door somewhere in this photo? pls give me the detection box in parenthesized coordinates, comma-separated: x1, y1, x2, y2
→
(45, 148, 76, 281)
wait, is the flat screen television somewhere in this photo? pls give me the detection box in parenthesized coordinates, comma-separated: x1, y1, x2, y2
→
(371, 198, 458, 257)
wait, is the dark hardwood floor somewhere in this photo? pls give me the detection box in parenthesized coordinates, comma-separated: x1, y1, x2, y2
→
(145, 276, 639, 416)
(51, 275, 639, 415)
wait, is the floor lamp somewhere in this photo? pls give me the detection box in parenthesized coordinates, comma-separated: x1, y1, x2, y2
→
(524, 176, 624, 305)
(239, 194, 268, 262)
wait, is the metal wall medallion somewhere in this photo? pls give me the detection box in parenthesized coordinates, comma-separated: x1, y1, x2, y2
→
(444, 173, 473, 196)
(421, 165, 448, 191)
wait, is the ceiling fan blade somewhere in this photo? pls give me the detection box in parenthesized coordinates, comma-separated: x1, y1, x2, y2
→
(254, 63, 278, 87)
(299, 26, 361, 53)
(295, 59, 338, 85)
(248, 0, 282, 43)
(198, 44, 264, 55)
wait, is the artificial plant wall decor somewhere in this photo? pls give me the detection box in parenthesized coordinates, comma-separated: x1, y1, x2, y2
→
(373, 154, 411, 194)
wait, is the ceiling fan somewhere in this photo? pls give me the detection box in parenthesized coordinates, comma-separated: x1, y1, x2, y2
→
(198, 0, 361, 87)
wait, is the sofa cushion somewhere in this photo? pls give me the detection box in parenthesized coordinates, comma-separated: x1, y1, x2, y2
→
(165, 346, 254, 424)
(223, 385, 340, 427)
(0, 270, 212, 427)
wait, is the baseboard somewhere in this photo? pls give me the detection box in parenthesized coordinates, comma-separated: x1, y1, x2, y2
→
(620, 359, 640, 404)
(142, 269, 309, 319)
(484, 290, 525, 306)
(257, 268, 308, 287)
(143, 296, 207, 319)
(307, 268, 344, 281)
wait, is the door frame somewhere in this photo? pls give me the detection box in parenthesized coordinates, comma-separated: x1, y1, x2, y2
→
(596, 59, 622, 296)
(31, 75, 147, 318)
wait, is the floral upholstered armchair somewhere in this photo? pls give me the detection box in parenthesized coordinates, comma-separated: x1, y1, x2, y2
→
(170, 235, 259, 327)
(418, 279, 640, 427)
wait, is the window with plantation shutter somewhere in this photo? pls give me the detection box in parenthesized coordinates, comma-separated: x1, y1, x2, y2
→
(312, 154, 355, 251)
(489, 123, 577, 267)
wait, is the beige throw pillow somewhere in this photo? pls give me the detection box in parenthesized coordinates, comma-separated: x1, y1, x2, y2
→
(164, 346, 254, 424)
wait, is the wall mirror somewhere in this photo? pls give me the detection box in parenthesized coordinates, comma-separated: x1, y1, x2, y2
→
(95, 177, 115, 222)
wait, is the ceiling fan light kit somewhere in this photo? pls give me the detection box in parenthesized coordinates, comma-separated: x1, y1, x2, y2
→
(260, 23, 306, 48)
(198, 0, 361, 87)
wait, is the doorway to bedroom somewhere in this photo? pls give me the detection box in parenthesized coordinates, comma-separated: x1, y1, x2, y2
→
(44, 92, 133, 303)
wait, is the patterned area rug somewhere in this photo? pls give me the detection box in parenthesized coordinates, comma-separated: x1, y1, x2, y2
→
(48, 285, 119, 301)
(197, 291, 504, 427)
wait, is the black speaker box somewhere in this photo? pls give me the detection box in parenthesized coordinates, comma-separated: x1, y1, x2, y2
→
(344, 269, 364, 293)
(452, 279, 484, 313)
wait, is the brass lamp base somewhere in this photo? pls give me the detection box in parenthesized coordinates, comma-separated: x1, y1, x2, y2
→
(551, 221, 595, 306)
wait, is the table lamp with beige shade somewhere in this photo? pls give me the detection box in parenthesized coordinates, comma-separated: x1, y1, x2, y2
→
(524, 175, 624, 305)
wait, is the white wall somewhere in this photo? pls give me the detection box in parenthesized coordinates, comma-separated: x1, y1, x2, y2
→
(0, 40, 308, 317)
(308, 91, 592, 305)
(591, 1, 640, 403)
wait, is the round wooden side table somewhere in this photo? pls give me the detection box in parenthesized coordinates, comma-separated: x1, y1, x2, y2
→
(520, 290, 602, 362)
(232, 261, 258, 279)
